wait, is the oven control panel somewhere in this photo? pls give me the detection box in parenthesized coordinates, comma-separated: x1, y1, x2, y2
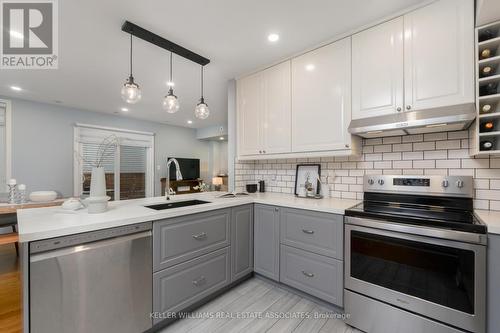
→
(364, 175, 473, 197)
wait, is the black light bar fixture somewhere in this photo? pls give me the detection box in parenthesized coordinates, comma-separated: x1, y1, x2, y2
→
(121, 21, 210, 66)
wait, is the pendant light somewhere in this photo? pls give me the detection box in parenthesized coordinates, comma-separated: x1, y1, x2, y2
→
(121, 33, 142, 104)
(194, 65, 210, 119)
(162, 52, 180, 113)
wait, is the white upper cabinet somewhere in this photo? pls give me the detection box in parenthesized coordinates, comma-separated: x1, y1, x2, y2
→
(352, 17, 404, 120)
(292, 37, 352, 152)
(237, 61, 291, 157)
(262, 62, 291, 154)
(351, 0, 474, 120)
(237, 71, 262, 156)
(403, 0, 474, 111)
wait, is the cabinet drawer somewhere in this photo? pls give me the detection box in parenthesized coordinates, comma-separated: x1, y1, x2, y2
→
(280, 245, 343, 306)
(153, 247, 230, 323)
(280, 208, 343, 260)
(153, 209, 230, 271)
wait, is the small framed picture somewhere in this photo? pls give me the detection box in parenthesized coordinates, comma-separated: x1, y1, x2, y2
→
(294, 164, 321, 196)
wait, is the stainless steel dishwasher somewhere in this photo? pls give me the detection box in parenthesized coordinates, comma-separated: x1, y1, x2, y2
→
(29, 222, 152, 333)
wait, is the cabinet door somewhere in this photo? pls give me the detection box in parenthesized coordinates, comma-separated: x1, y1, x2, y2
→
(237, 72, 262, 156)
(403, 0, 474, 111)
(254, 204, 280, 281)
(231, 205, 254, 281)
(292, 37, 352, 152)
(262, 61, 291, 154)
(352, 17, 404, 120)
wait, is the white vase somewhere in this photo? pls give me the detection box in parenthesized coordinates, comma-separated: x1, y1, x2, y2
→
(90, 167, 106, 197)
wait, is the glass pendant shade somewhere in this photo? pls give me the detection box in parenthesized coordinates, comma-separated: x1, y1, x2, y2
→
(162, 88, 180, 113)
(121, 75, 142, 104)
(121, 34, 141, 104)
(195, 97, 210, 119)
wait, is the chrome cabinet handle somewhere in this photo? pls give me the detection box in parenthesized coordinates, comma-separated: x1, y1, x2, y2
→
(263, 150, 266, 154)
(302, 229, 314, 234)
(396, 107, 402, 112)
(406, 105, 412, 110)
(259, 150, 262, 154)
(192, 276, 206, 286)
(275, 207, 279, 212)
(302, 271, 315, 278)
(192, 232, 207, 240)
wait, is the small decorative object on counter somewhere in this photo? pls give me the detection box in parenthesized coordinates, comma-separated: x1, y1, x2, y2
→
(318, 175, 329, 199)
(246, 184, 257, 193)
(17, 184, 26, 204)
(258, 180, 265, 193)
(7, 178, 16, 204)
(212, 177, 223, 191)
(480, 140, 494, 151)
(294, 164, 321, 196)
(29, 191, 58, 202)
(193, 181, 210, 192)
(62, 198, 85, 211)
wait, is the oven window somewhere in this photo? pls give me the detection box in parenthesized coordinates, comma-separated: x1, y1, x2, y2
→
(350, 231, 475, 314)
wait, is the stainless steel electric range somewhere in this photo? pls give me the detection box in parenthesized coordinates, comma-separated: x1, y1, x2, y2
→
(344, 175, 487, 333)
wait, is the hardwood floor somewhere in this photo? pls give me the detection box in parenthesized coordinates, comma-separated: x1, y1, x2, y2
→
(161, 277, 361, 333)
(0, 244, 21, 333)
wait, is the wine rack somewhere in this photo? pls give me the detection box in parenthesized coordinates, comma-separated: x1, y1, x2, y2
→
(473, 20, 500, 154)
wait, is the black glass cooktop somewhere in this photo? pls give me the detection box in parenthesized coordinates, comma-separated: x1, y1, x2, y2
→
(345, 192, 487, 234)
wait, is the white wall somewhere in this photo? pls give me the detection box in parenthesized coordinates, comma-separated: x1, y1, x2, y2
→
(6, 97, 211, 197)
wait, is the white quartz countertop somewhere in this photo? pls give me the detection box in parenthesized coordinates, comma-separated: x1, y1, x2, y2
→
(475, 209, 500, 235)
(17, 192, 359, 243)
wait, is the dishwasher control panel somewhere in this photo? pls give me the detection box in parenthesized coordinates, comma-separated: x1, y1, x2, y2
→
(30, 222, 152, 254)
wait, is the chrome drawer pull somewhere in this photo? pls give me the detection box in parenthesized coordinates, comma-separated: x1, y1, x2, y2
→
(192, 232, 207, 240)
(302, 229, 314, 234)
(192, 276, 206, 287)
(302, 270, 315, 278)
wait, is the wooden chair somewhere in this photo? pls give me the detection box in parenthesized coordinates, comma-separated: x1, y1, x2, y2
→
(0, 226, 19, 256)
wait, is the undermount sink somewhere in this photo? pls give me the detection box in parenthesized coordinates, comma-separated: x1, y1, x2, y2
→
(145, 200, 210, 210)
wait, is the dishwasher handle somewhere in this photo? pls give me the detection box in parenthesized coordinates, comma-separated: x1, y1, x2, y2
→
(30, 230, 151, 263)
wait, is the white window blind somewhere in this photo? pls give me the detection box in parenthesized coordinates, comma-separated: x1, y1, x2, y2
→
(81, 142, 115, 173)
(120, 146, 146, 173)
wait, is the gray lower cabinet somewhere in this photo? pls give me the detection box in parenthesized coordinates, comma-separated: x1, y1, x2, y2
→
(488, 234, 500, 333)
(280, 207, 343, 259)
(153, 209, 230, 271)
(231, 204, 254, 281)
(280, 245, 343, 306)
(254, 204, 280, 281)
(153, 247, 230, 324)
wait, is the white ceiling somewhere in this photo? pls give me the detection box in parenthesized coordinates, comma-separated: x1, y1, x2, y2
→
(0, 0, 427, 128)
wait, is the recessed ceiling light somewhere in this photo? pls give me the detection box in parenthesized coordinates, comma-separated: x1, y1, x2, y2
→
(268, 33, 280, 42)
(10, 86, 22, 91)
(219, 137, 224, 140)
(305, 64, 315, 71)
(121, 107, 129, 112)
(187, 120, 193, 124)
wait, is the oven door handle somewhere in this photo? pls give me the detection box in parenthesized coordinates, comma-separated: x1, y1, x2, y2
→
(344, 216, 487, 245)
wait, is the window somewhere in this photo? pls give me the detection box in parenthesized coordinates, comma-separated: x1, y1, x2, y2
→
(0, 100, 11, 192)
(74, 124, 154, 200)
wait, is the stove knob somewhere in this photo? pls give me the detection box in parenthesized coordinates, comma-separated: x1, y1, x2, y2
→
(378, 179, 385, 185)
(456, 180, 464, 188)
(442, 180, 449, 188)
(368, 179, 374, 185)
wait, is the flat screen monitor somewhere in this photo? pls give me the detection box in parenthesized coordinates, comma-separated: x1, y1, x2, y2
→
(168, 158, 200, 180)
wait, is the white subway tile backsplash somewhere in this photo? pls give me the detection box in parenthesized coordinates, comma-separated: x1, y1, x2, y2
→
(235, 131, 500, 211)
(424, 150, 447, 160)
(414, 142, 435, 151)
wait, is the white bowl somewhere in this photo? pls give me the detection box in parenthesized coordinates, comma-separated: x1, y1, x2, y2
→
(29, 191, 58, 202)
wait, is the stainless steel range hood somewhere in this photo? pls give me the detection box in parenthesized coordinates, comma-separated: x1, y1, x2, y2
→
(348, 104, 476, 138)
